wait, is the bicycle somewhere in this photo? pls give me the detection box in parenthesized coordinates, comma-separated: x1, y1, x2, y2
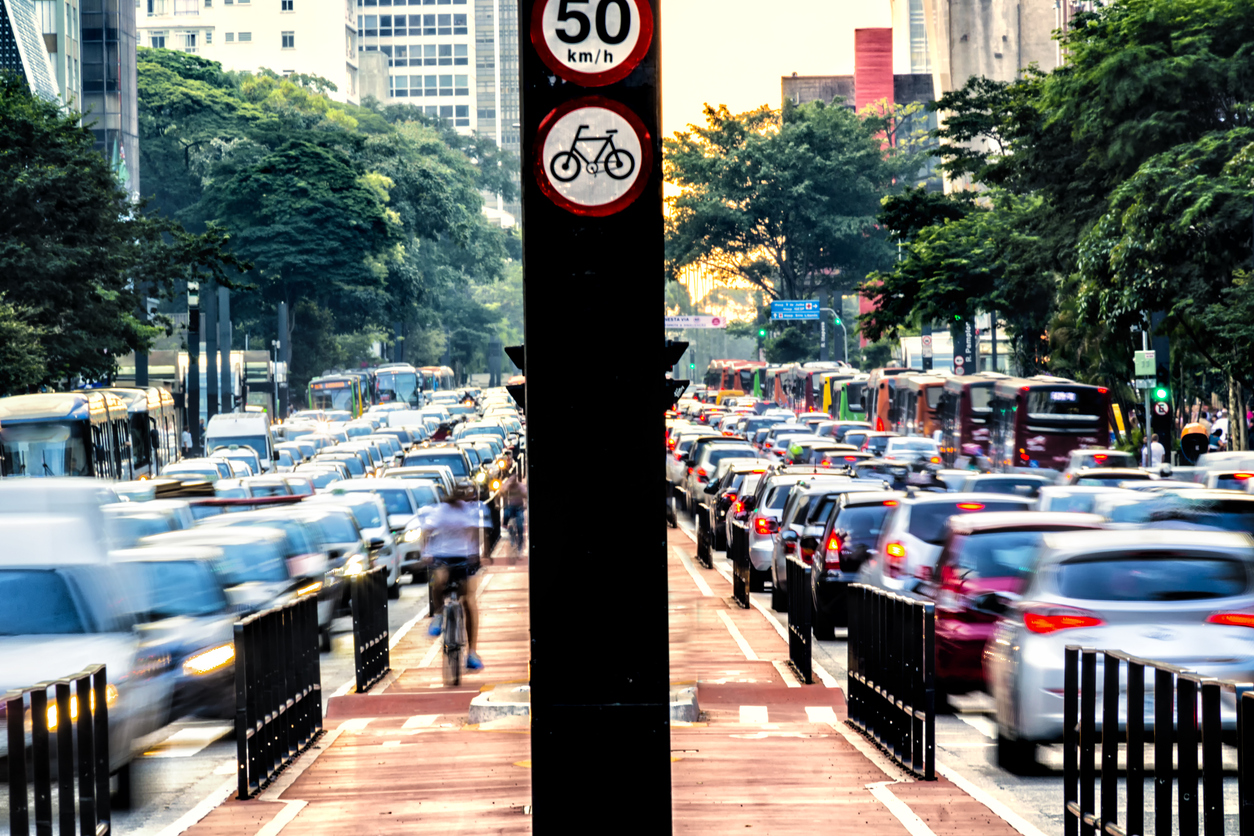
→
(441, 585, 468, 686)
(549, 125, 636, 183)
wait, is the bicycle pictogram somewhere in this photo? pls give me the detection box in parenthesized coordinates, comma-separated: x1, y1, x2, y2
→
(548, 124, 636, 183)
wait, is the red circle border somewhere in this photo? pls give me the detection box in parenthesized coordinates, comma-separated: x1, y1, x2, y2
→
(534, 96, 654, 218)
(530, 0, 654, 88)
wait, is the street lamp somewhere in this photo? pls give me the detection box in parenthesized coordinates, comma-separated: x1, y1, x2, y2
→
(820, 308, 848, 364)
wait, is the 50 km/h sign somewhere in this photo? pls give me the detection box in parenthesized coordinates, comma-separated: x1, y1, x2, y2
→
(536, 96, 652, 216)
(532, 0, 653, 86)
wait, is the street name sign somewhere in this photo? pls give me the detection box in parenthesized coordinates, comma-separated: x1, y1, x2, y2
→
(664, 315, 726, 329)
(1134, 350, 1156, 376)
(770, 300, 820, 320)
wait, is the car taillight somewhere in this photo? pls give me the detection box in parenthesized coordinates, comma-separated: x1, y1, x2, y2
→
(1207, 612, 1254, 628)
(885, 542, 906, 577)
(687, 467, 694, 475)
(824, 534, 843, 568)
(1023, 606, 1104, 634)
(668, 439, 678, 450)
(754, 517, 777, 535)
(732, 499, 744, 514)
(930, 456, 941, 464)
(957, 502, 985, 511)
(696, 467, 708, 480)
(674, 452, 684, 461)
(1235, 474, 1254, 481)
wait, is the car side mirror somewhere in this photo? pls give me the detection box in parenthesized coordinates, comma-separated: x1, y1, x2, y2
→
(368, 537, 386, 550)
(742, 497, 757, 512)
(273, 450, 281, 461)
(800, 535, 818, 552)
(704, 482, 720, 494)
(780, 530, 799, 543)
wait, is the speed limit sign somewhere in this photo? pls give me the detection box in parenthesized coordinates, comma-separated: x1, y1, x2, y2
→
(531, 0, 654, 86)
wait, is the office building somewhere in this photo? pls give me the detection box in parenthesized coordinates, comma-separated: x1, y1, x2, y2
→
(136, 0, 360, 103)
(0, 0, 61, 101)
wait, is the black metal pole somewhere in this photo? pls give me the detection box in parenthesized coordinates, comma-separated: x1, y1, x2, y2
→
(520, 0, 671, 828)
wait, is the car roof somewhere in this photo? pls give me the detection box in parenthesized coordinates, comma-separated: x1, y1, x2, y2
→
(901, 491, 1035, 506)
(0, 515, 104, 565)
(945, 511, 1104, 536)
(841, 490, 907, 507)
(146, 527, 288, 546)
(965, 473, 1052, 482)
(1039, 528, 1254, 559)
(1074, 468, 1151, 478)
(1039, 485, 1122, 495)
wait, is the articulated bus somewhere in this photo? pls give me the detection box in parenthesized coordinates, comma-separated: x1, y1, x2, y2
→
(704, 360, 766, 395)
(374, 363, 422, 407)
(0, 392, 134, 479)
(93, 387, 181, 477)
(938, 373, 1005, 466)
(308, 374, 366, 417)
(418, 365, 456, 392)
(864, 367, 914, 431)
(890, 375, 947, 437)
(989, 376, 1111, 473)
(829, 377, 869, 421)
(820, 372, 860, 415)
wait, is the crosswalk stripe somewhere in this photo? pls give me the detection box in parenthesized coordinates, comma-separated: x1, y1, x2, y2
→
(739, 705, 769, 724)
(141, 724, 233, 758)
(805, 706, 840, 725)
(403, 714, 439, 728)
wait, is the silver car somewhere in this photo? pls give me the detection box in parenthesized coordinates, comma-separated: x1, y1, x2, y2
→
(986, 529, 1254, 772)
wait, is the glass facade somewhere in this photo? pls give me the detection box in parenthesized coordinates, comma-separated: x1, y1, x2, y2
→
(81, 0, 139, 196)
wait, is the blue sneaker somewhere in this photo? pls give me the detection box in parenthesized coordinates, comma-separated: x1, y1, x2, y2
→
(466, 652, 484, 671)
(428, 614, 443, 636)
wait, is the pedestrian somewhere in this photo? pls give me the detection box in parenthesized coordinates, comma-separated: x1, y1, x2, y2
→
(181, 427, 193, 459)
(1149, 433, 1165, 467)
(1198, 409, 1212, 434)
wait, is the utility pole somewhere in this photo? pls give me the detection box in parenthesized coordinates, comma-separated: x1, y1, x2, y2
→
(187, 282, 201, 452)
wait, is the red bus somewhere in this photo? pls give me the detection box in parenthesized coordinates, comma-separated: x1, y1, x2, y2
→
(989, 375, 1111, 472)
(703, 359, 766, 393)
(938, 373, 1006, 466)
(864, 367, 914, 431)
(890, 374, 947, 437)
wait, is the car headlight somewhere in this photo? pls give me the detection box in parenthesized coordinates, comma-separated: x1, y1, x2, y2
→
(474, 471, 486, 483)
(296, 581, 323, 597)
(47, 685, 119, 730)
(344, 554, 367, 575)
(183, 643, 236, 676)
(403, 528, 422, 543)
(491, 479, 501, 492)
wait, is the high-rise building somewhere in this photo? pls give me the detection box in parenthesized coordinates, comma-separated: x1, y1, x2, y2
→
(136, 0, 360, 103)
(1, 0, 66, 103)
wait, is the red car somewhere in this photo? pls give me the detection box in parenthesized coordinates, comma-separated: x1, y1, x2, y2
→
(915, 511, 1103, 696)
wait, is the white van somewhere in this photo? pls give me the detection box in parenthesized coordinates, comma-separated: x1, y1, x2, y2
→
(204, 413, 274, 472)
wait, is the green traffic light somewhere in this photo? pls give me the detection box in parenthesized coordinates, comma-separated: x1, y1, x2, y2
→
(834, 317, 842, 325)
(1153, 387, 1169, 401)
(757, 328, 767, 338)
(954, 314, 962, 321)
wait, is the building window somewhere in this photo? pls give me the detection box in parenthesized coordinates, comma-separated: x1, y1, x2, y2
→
(452, 12, 464, 33)
(205, 29, 212, 41)
(238, 30, 251, 40)
(477, 107, 494, 119)
(453, 73, 467, 95)
(174, 0, 198, 14)
(362, 14, 376, 34)
(454, 43, 467, 65)
(282, 0, 292, 9)
(150, 32, 166, 46)
(182, 31, 196, 50)
(281, 30, 294, 47)
(436, 12, 449, 34)
(422, 12, 434, 33)
(437, 73, 452, 95)
(225, 30, 234, 40)
(453, 104, 468, 126)
(437, 43, 451, 65)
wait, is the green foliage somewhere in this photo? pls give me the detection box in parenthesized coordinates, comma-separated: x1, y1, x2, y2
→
(665, 101, 920, 301)
(0, 295, 47, 394)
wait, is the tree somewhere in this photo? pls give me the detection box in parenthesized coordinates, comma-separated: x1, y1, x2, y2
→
(665, 100, 919, 302)
(0, 296, 47, 395)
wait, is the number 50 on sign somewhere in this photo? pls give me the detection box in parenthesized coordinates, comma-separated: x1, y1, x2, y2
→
(532, 0, 654, 86)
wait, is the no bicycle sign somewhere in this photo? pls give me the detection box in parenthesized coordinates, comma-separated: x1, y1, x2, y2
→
(531, 0, 654, 86)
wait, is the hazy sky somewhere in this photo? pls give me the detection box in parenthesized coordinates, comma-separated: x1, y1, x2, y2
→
(660, 0, 893, 140)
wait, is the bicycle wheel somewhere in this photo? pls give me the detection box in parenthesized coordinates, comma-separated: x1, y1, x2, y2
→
(442, 603, 462, 686)
(549, 151, 581, 183)
(604, 148, 636, 181)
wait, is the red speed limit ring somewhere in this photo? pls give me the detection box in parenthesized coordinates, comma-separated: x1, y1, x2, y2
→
(531, 0, 654, 86)
(534, 96, 653, 217)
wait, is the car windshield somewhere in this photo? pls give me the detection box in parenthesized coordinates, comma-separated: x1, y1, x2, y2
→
(323, 456, 365, 476)
(140, 561, 227, 618)
(362, 488, 413, 515)
(704, 448, 757, 468)
(313, 514, 359, 543)
(888, 439, 938, 451)
(1056, 554, 1249, 601)
(404, 453, 468, 477)
(950, 530, 1051, 582)
(205, 434, 268, 462)
(213, 541, 290, 585)
(248, 482, 289, 497)
(106, 513, 176, 546)
(836, 504, 891, 544)
(1076, 452, 1135, 469)
(1214, 477, 1253, 492)
(1045, 493, 1099, 514)
(307, 471, 342, 488)
(1076, 476, 1137, 487)
(866, 436, 891, 451)
(408, 485, 439, 507)
(968, 478, 1046, 498)
(1153, 497, 1254, 533)
(907, 500, 1029, 545)
(765, 484, 795, 510)
(342, 501, 383, 530)
(0, 570, 85, 634)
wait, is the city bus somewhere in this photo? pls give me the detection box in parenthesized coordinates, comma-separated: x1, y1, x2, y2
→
(0, 391, 133, 479)
(988, 375, 1111, 473)
(820, 372, 860, 414)
(418, 365, 456, 392)
(891, 375, 947, 437)
(374, 363, 422, 407)
(308, 374, 365, 417)
(829, 377, 868, 421)
(937, 373, 1006, 466)
(864, 367, 914, 430)
(93, 387, 181, 477)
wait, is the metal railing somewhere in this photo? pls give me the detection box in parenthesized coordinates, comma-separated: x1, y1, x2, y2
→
(1063, 645, 1254, 836)
(730, 522, 751, 608)
(846, 583, 936, 779)
(235, 595, 323, 799)
(785, 553, 812, 684)
(695, 507, 714, 569)
(350, 567, 391, 693)
(5, 664, 111, 835)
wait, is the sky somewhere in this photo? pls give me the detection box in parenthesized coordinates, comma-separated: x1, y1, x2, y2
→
(660, 0, 894, 140)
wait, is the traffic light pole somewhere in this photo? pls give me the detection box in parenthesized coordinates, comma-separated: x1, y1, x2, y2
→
(1143, 322, 1151, 453)
(821, 308, 847, 365)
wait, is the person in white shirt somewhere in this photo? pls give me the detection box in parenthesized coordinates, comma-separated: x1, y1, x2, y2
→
(1149, 433, 1165, 467)
(181, 428, 193, 458)
(422, 486, 490, 671)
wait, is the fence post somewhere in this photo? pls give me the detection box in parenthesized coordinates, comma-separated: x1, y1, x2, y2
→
(921, 599, 935, 781)
(56, 681, 74, 829)
(1155, 667, 1174, 836)
(1079, 648, 1096, 836)
(1126, 659, 1145, 836)
(351, 568, 391, 693)
(6, 689, 29, 835)
(1241, 689, 1254, 836)
(1179, 674, 1200, 836)
(1100, 653, 1119, 834)
(786, 556, 812, 684)
(1064, 646, 1079, 836)
(235, 620, 250, 800)
(1201, 679, 1223, 836)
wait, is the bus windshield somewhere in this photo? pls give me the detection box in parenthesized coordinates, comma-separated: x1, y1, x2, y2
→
(311, 384, 356, 413)
(1026, 388, 1103, 421)
(0, 421, 90, 477)
(376, 371, 420, 407)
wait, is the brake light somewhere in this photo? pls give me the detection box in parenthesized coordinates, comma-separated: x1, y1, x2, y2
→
(844, 456, 859, 462)
(885, 542, 906, 577)
(930, 456, 941, 464)
(1235, 474, 1254, 481)
(754, 517, 777, 535)
(783, 539, 796, 554)
(668, 438, 678, 450)
(696, 467, 708, 480)
(883, 500, 898, 506)
(1092, 453, 1107, 463)
(674, 452, 684, 461)
(1020, 449, 1030, 462)
(820, 460, 831, 466)
(876, 417, 885, 431)
(1098, 387, 1108, 394)
(1207, 612, 1254, 627)
(732, 499, 744, 514)
(826, 533, 843, 553)
(724, 492, 737, 502)
(1023, 607, 1104, 634)
(687, 467, 694, 475)
(957, 503, 985, 511)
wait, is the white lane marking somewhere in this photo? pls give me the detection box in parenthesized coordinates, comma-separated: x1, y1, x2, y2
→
(676, 546, 714, 597)
(739, 705, 769, 724)
(831, 720, 912, 781)
(717, 610, 759, 661)
(339, 717, 373, 732)
(935, 760, 1051, 836)
(403, 714, 439, 729)
(255, 800, 307, 836)
(141, 724, 233, 758)
(867, 782, 937, 836)
(958, 714, 997, 740)
(152, 776, 236, 836)
(382, 740, 401, 747)
(212, 759, 236, 775)
(805, 706, 840, 724)
(772, 659, 802, 687)
(418, 635, 442, 668)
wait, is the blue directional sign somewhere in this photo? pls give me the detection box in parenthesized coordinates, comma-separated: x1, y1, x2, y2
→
(770, 300, 821, 320)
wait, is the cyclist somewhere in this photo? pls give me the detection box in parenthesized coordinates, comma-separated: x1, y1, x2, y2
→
(500, 465, 527, 555)
(424, 484, 488, 671)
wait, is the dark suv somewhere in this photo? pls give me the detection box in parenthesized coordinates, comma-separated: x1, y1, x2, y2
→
(809, 491, 903, 639)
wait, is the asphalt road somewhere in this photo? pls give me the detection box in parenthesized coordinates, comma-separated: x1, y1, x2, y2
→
(674, 511, 1245, 836)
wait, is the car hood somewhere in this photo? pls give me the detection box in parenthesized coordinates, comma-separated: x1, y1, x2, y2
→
(224, 581, 292, 611)
(134, 615, 236, 659)
(0, 634, 137, 694)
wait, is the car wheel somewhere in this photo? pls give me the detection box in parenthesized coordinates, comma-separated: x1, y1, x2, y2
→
(996, 728, 1036, 775)
(811, 599, 835, 641)
(749, 567, 769, 593)
(387, 580, 401, 600)
(320, 625, 332, 653)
